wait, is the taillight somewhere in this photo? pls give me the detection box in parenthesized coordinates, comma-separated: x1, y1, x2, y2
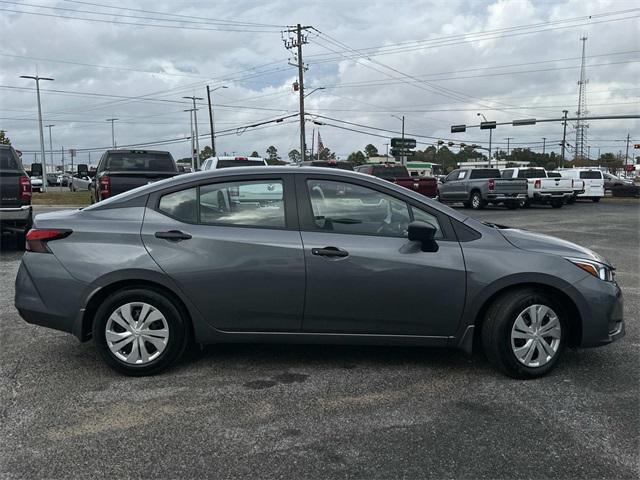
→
(25, 229, 72, 253)
(534, 179, 541, 189)
(19, 175, 32, 201)
(488, 179, 495, 191)
(99, 175, 111, 199)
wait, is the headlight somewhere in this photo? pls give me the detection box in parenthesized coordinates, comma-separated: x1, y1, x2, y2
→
(566, 257, 615, 282)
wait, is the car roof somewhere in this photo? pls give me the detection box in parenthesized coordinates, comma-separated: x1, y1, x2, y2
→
(104, 149, 171, 154)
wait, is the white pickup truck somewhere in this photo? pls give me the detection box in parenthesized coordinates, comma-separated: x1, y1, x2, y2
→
(501, 167, 573, 208)
(548, 171, 584, 204)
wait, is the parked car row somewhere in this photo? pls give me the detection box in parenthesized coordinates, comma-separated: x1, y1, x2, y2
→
(436, 166, 608, 210)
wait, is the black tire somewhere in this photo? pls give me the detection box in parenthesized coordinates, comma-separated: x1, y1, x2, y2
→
(462, 201, 470, 208)
(550, 198, 563, 208)
(481, 288, 567, 379)
(522, 199, 531, 209)
(592, 197, 600, 203)
(469, 191, 485, 210)
(93, 288, 189, 376)
(505, 202, 519, 210)
(566, 196, 576, 204)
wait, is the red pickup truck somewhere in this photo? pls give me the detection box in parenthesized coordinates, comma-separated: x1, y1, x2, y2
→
(355, 163, 438, 198)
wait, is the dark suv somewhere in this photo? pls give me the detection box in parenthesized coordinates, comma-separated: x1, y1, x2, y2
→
(0, 145, 32, 242)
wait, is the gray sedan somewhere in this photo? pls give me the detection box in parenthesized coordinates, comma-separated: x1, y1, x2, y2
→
(15, 167, 624, 378)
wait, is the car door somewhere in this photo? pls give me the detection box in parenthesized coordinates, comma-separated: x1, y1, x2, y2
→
(438, 170, 460, 200)
(141, 173, 305, 332)
(296, 174, 466, 337)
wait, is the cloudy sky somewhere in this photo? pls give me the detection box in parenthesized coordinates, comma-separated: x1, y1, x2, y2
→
(1, 0, 638, 166)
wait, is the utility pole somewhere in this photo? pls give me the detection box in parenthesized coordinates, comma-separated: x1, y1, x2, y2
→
(61, 146, 64, 174)
(587, 145, 591, 160)
(183, 96, 203, 168)
(542, 137, 546, 155)
(311, 127, 315, 162)
(283, 24, 311, 163)
(625, 133, 631, 175)
(20, 74, 54, 192)
(106, 118, 118, 148)
(561, 109, 569, 167)
(401, 115, 405, 165)
(504, 137, 513, 157)
(206, 85, 227, 157)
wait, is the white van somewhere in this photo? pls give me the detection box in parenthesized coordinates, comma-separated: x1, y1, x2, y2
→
(557, 168, 605, 202)
(201, 156, 267, 170)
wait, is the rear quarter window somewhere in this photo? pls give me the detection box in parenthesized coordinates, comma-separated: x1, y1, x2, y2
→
(469, 169, 501, 179)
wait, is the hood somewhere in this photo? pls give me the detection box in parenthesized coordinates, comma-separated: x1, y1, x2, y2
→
(498, 227, 610, 266)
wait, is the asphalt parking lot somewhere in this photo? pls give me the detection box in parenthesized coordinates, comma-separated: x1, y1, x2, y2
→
(1, 200, 638, 479)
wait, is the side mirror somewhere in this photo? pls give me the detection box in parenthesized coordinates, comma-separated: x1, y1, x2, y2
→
(408, 221, 439, 252)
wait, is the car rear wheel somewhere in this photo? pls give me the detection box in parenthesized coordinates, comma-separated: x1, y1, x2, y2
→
(550, 198, 563, 208)
(469, 191, 485, 210)
(481, 288, 566, 379)
(93, 288, 189, 376)
(505, 202, 519, 209)
(592, 197, 600, 203)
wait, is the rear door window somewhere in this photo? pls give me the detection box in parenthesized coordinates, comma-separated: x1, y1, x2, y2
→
(199, 180, 285, 228)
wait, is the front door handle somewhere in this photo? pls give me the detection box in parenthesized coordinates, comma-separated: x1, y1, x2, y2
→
(311, 246, 349, 258)
(155, 230, 192, 241)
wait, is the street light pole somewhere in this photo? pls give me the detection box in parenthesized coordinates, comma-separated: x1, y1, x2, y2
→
(542, 137, 546, 155)
(391, 115, 406, 165)
(206, 85, 227, 157)
(183, 96, 203, 169)
(20, 74, 54, 192)
(504, 137, 513, 157)
(106, 118, 119, 148)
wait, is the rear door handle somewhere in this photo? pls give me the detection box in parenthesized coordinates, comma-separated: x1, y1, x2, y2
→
(311, 246, 349, 258)
(155, 230, 192, 241)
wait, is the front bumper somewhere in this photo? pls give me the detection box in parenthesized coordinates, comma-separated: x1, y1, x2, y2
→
(574, 274, 625, 347)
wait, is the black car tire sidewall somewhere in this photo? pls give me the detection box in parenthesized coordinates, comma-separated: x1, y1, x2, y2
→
(483, 290, 567, 379)
(93, 288, 188, 376)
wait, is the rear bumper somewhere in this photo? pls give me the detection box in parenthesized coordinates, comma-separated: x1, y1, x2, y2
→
(0, 205, 32, 232)
(486, 193, 527, 202)
(532, 191, 573, 201)
(15, 253, 88, 340)
(0, 205, 32, 222)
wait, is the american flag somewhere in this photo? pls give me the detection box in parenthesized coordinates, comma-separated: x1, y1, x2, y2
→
(317, 131, 324, 155)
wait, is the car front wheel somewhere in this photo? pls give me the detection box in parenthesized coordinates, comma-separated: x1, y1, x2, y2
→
(93, 288, 189, 376)
(481, 288, 566, 379)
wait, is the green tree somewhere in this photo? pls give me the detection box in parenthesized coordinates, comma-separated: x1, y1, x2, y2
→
(266, 145, 279, 161)
(346, 151, 366, 165)
(288, 149, 301, 163)
(249, 151, 260, 158)
(364, 144, 378, 157)
(318, 147, 336, 160)
(200, 145, 213, 160)
(0, 130, 10, 145)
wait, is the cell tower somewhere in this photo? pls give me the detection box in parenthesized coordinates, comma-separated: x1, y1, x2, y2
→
(574, 36, 589, 160)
